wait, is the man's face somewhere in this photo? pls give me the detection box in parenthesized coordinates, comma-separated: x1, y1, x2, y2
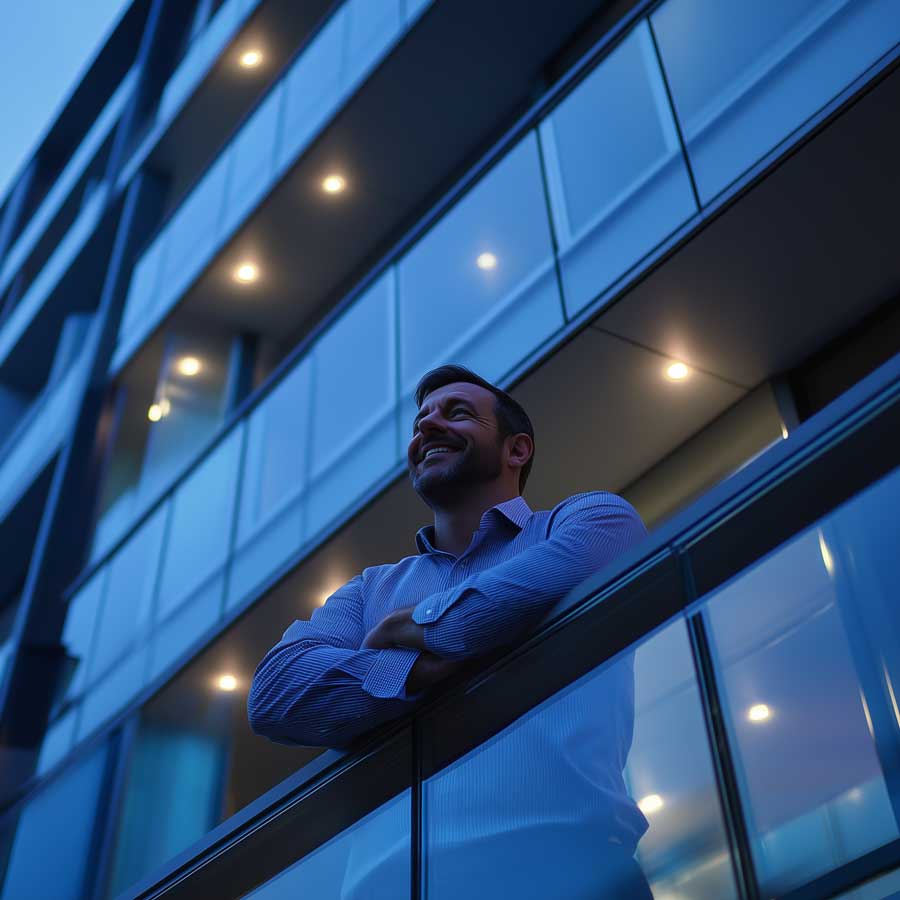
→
(407, 382, 505, 508)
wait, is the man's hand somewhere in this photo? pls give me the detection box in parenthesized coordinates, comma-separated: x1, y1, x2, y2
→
(361, 606, 427, 651)
(406, 652, 465, 694)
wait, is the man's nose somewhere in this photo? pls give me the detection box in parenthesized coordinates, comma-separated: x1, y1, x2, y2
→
(417, 411, 446, 435)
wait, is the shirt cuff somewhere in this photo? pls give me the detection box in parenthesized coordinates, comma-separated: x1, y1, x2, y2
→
(361, 647, 422, 700)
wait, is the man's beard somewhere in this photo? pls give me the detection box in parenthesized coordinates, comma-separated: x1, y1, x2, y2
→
(410, 440, 503, 510)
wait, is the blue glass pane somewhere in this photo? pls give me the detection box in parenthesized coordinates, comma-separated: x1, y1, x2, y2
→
(88, 504, 167, 683)
(306, 271, 398, 539)
(230, 359, 311, 606)
(59, 569, 108, 706)
(121, 236, 166, 338)
(223, 84, 284, 236)
(1, 742, 110, 900)
(345, 0, 402, 83)
(137, 331, 233, 503)
(77, 647, 150, 741)
(107, 720, 229, 898)
(540, 21, 696, 317)
(398, 133, 563, 406)
(157, 426, 243, 622)
(704, 463, 900, 894)
(36, 709, 79, 777)
(245, 791, 411, 899)
(279, 9, 347, 170)
(652, 0, 900, 203)
(423, 621, 736, 898)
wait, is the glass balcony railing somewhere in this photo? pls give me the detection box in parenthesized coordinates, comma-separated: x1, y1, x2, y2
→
(0, 68, 136, 298)
(0, 340, 92, 527)
(63, 357, 900, 900)
(112, 0, 434, 375)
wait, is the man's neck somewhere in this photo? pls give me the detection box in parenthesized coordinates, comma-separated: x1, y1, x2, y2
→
(431, 486, 519, 557)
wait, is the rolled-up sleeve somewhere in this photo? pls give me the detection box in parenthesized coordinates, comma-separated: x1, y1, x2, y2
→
(247, 573, 421, 748)
(411, 493, 647, 658)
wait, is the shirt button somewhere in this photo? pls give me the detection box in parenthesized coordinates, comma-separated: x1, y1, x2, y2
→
(426, 608, 433, 615)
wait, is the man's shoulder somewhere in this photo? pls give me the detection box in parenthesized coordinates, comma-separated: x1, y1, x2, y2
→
(546, 491, 646, 531)
(360, 553, 423, 585)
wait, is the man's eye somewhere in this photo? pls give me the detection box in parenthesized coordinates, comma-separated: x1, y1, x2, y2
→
(451, 409, 468, 417)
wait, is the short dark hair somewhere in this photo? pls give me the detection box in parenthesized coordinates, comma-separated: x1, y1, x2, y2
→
(414, 365, 535, 491)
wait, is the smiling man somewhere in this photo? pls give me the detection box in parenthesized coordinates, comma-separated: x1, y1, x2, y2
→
(248, 364, 652, 897)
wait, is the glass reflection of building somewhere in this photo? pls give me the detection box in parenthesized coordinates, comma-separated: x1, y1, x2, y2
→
(0, 0, 899, 897)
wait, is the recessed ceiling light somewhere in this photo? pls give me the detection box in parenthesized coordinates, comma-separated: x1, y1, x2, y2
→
(234, 262, 259, 284)
(322, 174, 346, 194)
(747, 703, 771, 723)
(637, 794, 664, 815)
(177, 356, 201, 377)
(239, 50, 262, 68)
(665, 362, 689, 381)
(476, 252, 498, 270)
(217, 674, 238, 692)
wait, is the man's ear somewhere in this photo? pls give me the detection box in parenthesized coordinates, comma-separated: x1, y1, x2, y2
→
(506, 433, 534, 471)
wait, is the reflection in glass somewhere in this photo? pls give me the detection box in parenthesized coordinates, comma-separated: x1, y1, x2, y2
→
(423, 620, 736, 898)
(245, 792, 410, 900)
(398, 133, 563, 423)
(704, 463, 900, 894)
(540, 21, 696, 317)
(1, 742, 110, 900)
(652, 0, 900, 202)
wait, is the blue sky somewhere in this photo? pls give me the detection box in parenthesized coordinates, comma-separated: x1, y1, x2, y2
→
(0, 0, 131, 203)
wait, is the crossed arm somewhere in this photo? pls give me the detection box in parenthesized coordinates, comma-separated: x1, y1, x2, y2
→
(247, 493, 646, 748)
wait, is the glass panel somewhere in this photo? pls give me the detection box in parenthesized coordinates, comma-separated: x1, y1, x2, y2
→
(58, 568, 108, 709)
(306, 271, 398, 540)
(120, 236, 166, 339)
(703, 463, 900, 894)
(834, 867, 900, 899)
(345, 0, 402, 84)
(245, 791, 411, 899)
(398, 133, 563, 420)
(137, 330, 234, 501)
(423, 619, 737, 898)
(36, 709, 79, 777)
(222, 84, 284, 236)
(228, 358, 312, 608)
(77, 646, 150, 741)
(87, 504, 168, 684)
(156, 425, 243, 623)
(105, 706, 232, 898)
(1, 742, 110, 900)
(540, 21, 696, 317)
(652, 0, 900, 203)
(279, 8, 348, 170)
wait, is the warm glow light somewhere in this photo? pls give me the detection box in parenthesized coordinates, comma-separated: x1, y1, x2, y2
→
(239, 49, 262, 68)
(234, 262, 259, 283)
(148, 404, 162, 422)
(217, 674, 238, 692)
(748, 703, 771, 723)
(638, 794, 664, 815)
(177, 356, 201, 377)
(476, 252, 498, 270)
(322, 174, 346, 194)
(819, 530, 834, 576)
(665, 361, 690, 381)
(781, 423, 789, 440)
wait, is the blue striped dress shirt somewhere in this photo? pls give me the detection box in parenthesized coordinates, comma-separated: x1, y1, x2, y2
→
(248, 491, 647, 748)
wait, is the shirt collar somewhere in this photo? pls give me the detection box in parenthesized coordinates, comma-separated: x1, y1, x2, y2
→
(415, 495, 533, 555)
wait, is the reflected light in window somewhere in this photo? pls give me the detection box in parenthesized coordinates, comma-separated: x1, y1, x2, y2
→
(665, 362, 689, 381)
(177, 356, 201, 377)
(234, 262, 259, 284)
(747, 703, 771, 723)
(781, 422, 789, 440)
(637, 794, 664, 815)
(147, 398, 171, 422)
(239, 50, 262, 68)
(476, 252, 498, 270)
(217, 674, 238, 692)
(322, 174, 346, 194)
(818, 530, 834, 576)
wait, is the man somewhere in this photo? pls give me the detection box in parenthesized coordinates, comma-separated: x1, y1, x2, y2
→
(248, 365, 652, 897)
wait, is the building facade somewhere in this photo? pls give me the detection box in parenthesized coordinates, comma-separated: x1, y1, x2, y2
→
(0, 0, 899, 896)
